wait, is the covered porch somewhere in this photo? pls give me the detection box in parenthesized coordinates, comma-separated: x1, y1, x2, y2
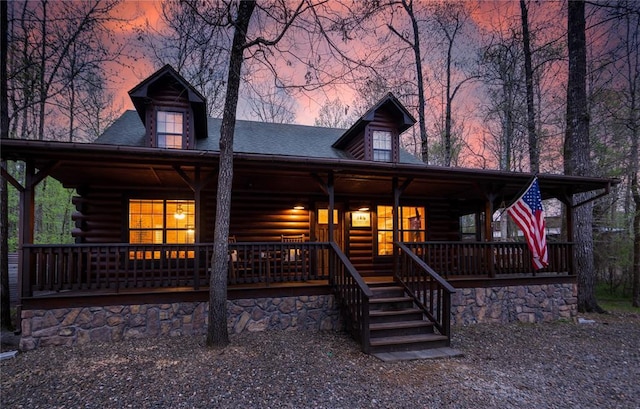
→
(2, 139, 615, 352)
(21, 240, 574, 300)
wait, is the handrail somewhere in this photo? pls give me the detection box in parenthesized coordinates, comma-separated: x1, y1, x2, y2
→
(396, 242, 455, 343)
(403, 241, 573, 277)
(20, 242, 331, 297)
(327, 242, 373, 353)
(21, 241, 376, 352)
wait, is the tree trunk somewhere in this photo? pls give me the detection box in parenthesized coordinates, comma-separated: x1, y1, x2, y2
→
(633, 175, 639, 307)
(565, 0, 603, 313)
(1, 0, 13, 331)
(520, 0, 538, 173)
(444, 36, 453, 167)
(206, 0, 256, 348)
(38, 0, 48, 141)
(403, 0, 428, 164)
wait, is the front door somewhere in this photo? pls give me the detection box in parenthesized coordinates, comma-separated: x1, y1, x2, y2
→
(314, 206, 343, 278)
(315, 206, 343, 247)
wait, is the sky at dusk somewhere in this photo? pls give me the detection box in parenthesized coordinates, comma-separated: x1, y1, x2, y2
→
(103, 0, 572, 129)
(8, 0, 628, 170)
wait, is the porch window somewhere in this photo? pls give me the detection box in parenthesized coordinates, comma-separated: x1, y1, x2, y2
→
(460, 214, 478, 241)
(372, 130, 392, 162)
(129, 199, 195, 259)
(377, 205, 425, 256)
(156, 111, 184, 149)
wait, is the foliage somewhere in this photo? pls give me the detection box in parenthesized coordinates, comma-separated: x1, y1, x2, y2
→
(314, 98, 355, 128)
(4, 162, 75, 252)
(595, 283, 640, 313)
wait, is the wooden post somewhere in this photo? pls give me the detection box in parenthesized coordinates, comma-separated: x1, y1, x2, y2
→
(565, 196, 574, 276)
(327, 171, 335, 243)
(392, 177, 399, 277)
(484, 194, 496, 278)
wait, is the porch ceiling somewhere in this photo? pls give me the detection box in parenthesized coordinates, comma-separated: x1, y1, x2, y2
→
(2, 139, 616, 208)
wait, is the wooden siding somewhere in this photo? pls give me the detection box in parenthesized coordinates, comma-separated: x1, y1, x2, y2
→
(70, 188, 461, 278)
(427, 199, 461, 241)
(344, 131, 366, 160)
(72, 191, 123, 243)
(230, 193, 310, 242)
(347, 224, 374, 275)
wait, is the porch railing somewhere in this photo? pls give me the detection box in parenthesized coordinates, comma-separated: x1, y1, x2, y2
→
(20, 242, 332, 297)
(326, 242, 373, 353)
(402, 241, 573, 277)
(396, 242, 456, 342)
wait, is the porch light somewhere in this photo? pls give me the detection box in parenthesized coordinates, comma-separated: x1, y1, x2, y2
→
(174, 204, 186, 220)
(293, 202, 305, 210)
(358, 205, 370, 212)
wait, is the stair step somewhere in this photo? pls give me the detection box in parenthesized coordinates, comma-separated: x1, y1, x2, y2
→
(370, 286, 405, 298)
(369, 296, 413, 311)
(370, 319, 434, 338)
(370, 296, 412, 304)
(369, 333, 449, 353)
(370, 320, 434, 331)
(369, 308, 424, 324)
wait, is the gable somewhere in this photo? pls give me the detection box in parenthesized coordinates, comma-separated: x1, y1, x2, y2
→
(128, 65, 207, 143)
(332, 93, 416, 163)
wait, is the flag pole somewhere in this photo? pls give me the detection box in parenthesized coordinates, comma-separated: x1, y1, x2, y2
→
(494, 174, 538, 221)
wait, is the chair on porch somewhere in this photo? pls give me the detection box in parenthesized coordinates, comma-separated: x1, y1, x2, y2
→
(280, 234, 307, 281)
(228, 235, 253, 283)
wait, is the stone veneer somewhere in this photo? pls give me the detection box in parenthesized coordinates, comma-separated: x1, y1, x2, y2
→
(18, 283, 578, 350)
(19, 295, 341, 351)
(450, 283, 578, 325)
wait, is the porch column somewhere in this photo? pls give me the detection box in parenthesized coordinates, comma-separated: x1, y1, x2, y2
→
(484, 195, 494, 243)
(484, 193, 496, 278)
(15, 161, 36, 334)
(327, 171, 335, 242)
(559, 193, 574, 275)
(392, 177, 400, 277)
(193, 167, 202, 243)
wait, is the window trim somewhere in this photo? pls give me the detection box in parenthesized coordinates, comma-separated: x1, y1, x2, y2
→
(128, 199, 195, 259)
(155, 109, 186, 149)
(366, 126, 397, 163)
(376, 205, 426, 256)
(372, 129, 393, 162)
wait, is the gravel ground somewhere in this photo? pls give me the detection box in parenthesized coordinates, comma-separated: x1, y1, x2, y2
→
(1, 312, 639, 409)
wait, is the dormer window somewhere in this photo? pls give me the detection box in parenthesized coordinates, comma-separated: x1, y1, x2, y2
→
(157, 110, 184, 149)
(372, 130, 392, 162)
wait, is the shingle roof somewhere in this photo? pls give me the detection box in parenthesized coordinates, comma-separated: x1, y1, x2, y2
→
(96, 110, 423, 164)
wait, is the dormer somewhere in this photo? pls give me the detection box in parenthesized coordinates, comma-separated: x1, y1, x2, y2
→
(128, 65, 207, 149)
(332, 93, 416, 163)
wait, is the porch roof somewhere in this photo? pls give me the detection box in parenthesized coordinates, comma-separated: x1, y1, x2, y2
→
(1, 138, 616, 212)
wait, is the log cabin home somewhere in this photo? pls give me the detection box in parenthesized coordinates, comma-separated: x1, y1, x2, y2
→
(1, 65, 616, 354)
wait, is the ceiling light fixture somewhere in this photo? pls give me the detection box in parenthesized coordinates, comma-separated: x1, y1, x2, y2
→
(174, 204, 186, 220)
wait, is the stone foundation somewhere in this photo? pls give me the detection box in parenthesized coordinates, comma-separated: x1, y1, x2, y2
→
(18, 283, 578, 350)
(19, 295, 341, 351)
(451, 283, 578, 325)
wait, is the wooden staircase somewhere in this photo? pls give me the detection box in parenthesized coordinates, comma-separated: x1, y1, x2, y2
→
(367, 280, 449, 354)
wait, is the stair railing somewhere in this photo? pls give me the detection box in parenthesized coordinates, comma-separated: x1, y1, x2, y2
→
(327, 242, 373, 353)
(395, 242, 456, 343)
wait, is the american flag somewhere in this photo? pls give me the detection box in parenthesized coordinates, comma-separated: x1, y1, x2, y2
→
(507, 178, 548, 270)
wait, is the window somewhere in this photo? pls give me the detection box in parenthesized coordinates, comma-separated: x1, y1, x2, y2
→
(377, 205, 425, 255)
(129, 199, 195, 259)
(460, 213, 478, 241)
(372, 130, 392, 162)
(157, 111, 184, 149)
(318, 208, 339, 225)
